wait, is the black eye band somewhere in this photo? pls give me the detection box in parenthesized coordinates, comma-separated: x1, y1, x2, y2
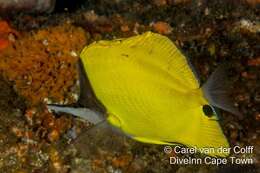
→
(203, 105, 214, 117)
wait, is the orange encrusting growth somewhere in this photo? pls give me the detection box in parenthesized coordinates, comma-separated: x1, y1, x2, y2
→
(0, 24, 87, 105)
(0, 21, 18, 51)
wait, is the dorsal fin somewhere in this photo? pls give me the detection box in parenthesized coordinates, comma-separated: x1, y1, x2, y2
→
(81, 32, 200, 90)
(122, 32, 200, 89)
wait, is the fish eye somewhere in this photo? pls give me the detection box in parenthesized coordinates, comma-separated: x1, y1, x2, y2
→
(202, 105, 214, 117)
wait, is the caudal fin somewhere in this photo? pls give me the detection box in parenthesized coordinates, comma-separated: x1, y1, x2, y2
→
(202, 65, 241, 116)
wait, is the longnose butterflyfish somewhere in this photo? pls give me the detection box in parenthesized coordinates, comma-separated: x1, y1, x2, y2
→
(48, 32, 240, 157)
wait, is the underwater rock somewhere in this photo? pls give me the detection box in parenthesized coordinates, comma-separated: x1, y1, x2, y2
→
(246, 0, 260, 7)
(0, 0, 56, 13)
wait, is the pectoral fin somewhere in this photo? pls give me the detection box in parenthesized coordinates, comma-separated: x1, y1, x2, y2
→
(72, 120, 135, 158)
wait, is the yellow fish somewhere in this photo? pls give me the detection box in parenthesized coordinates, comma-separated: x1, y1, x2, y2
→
(48, 32, 239, 157)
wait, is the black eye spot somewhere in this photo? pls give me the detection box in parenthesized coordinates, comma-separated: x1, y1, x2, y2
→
(203, 105, 214, 117)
